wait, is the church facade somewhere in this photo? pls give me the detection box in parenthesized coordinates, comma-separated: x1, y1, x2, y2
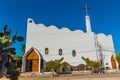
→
(22, 13, 118, 72)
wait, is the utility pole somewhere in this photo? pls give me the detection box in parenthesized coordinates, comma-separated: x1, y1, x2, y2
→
(98, 44, 104, 67)
(94, 34, 104, 67)
(94, 34, 99, 61)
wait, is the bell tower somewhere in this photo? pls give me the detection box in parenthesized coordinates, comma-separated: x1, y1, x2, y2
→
(83, 4, 92, 32)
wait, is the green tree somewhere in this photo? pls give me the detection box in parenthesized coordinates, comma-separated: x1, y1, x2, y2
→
(116, 53, 120, 70)
(0, 25, 24, 54)
(0, 25, 24, 78)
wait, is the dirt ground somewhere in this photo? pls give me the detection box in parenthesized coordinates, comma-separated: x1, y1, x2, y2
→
(18, 73, 120, 80)
(1, 73, 120, 80)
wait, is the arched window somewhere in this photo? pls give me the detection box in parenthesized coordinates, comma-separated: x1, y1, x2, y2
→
(45, 48, 49, 55)
(72, 50, 76, 57)
(59, 48, 62, 56)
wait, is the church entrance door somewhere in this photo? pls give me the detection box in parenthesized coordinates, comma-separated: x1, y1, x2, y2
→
(111, 55, 117, 69)
(32, 59, 39, 71)
(26, 50, 39, 72)
(26, 59, 39, 72)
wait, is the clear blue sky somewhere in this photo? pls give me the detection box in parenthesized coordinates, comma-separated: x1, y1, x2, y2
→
(0, 0, 120, 55)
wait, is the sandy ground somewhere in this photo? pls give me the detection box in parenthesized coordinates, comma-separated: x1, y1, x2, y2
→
(18, 73, 120, 80)
(1, 73, 120, 80)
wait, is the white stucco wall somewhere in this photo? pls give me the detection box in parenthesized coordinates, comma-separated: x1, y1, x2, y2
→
(25, 18, 117, 69)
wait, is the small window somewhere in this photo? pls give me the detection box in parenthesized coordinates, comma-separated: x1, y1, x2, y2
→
(45, 48, 49, 55)
(106, 63, 108, 65)
(29, 20, 32, 23)
(72, 50, 76, 57)
(59, 48, 62, 56)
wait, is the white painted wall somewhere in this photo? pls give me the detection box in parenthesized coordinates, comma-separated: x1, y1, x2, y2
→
(25, 18, 117, 69)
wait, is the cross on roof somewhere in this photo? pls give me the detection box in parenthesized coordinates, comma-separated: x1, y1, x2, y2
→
(82, 4, 92, 15)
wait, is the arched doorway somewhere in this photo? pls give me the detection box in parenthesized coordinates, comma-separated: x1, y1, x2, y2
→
(26, 50, 39, 72)
(111, 55, 117, 69)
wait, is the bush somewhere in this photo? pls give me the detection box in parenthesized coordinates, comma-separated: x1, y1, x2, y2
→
(6, 69, 20, 80)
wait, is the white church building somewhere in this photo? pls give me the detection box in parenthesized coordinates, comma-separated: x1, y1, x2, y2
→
(22, 10, 117, 73)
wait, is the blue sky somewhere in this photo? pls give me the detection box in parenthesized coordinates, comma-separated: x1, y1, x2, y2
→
(0, 0, 120, 55)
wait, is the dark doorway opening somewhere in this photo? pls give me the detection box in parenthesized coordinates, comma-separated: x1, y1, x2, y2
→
(26, 60, 32, 72)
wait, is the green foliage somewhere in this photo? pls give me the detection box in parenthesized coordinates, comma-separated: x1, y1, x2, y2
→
(0, 32, 4, 37)
(0, 25, 24, 78)
(21, 44, 25, 56)
(59, 57, 64, 62)
(116, 53, 120, 64)
(0, 25, 24, 54)
(116, 53, 120, 70)
(46, 57, 64, 71)
(59, 66, 63, 72)
(6, 69, 20, 80)
(40, 69, 44, 73)
(46, 60, 55, 70)
(81, 56, 90, 63)
(67, 65, 71, 71)
(81, 56, 101, 67)
(5, 48, 16, 55)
